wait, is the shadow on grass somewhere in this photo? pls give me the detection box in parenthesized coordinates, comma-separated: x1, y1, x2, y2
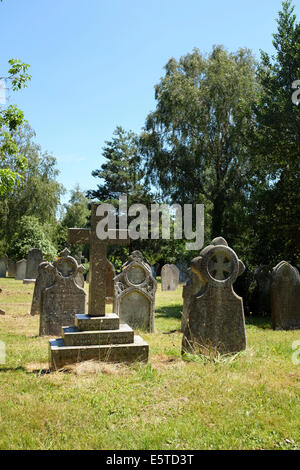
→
(155, 304, 182, 320)
(0, 365, 50, 376)
(245, 315, 272, 329)
(0, 366, 26, 373)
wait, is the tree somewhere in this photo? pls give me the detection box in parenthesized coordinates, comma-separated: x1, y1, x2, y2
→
(141, 46, 258, 239)
(256, 0, 300, 173)
(0, 59, 31, 195)
(250, 0, 300, 265)
(0, 123, 64, 254)
(87, 127, 190, 267)
(57, 185, 91, 252)
(8, 216, 57, 261)
(87, 126, 149, 205)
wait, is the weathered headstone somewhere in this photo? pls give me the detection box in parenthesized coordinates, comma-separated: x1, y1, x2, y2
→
(0, 258, 6, 278)
(74, 270, 84, 289)
(74, 251, 84, 265)
(270, 261, 300, 330)
(25, 248, 43, 280)
(7, 259, 16, 278)
(181, 268, 203, 332)
(161, 264, 180, 291)
(49, 204, 149, 369)
(15, 259, 27, 281)
(182, 237, 247, 355)
(40, 248, 86, 336)
(114, 251, 157, 331)
(30, 262, 55, 316)
(151, 266, 157, 279)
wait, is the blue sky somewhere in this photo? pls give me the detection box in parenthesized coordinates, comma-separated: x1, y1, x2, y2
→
(1, 0, 299, 203)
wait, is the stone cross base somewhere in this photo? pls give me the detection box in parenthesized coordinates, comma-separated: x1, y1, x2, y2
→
(49, 313, 149, 370)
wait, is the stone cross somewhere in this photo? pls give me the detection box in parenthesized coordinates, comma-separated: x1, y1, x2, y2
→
(68, 204, 129, 317)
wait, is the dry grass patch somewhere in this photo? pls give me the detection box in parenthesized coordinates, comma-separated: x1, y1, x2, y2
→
(60, 360, 133, 377)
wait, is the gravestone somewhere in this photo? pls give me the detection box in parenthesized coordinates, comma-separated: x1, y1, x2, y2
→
(270, 261, 300, 330)
(181, 268, 203, 332)
(114, 251, 157, 331)
(74, 252, 85, 288)
(84, 260, 115, 304)
(75, 272, 84, 288)
(40, 248, 86, 336)
(161, 264, 180, 291)
(74, 251, 84, 265)
(0, 258, 6, 278)
(182, 237, 247, 355)
(25, 248, 43, 280)
(177, 263, 189, 283)
(68, 205, 130, 317)
(49, 204, 149, 369)
(105, 260, 115, 304)
(30, 262, 55, 316)
(15, 259, 27, 281)
(7, 259, 16, 278)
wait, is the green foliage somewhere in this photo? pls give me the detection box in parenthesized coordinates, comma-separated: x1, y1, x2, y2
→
(87, 126, 179, 266)
(7, 59, 31, 91)
(57, 185, 91, 252)
(249, 0, 300, 265)
(141, 46, 258, 238)
(0, 59, 31, 195)
(7, 216, 57, 261)
(0, 123, 64, 254)
(61, 185, 90, 229)
(87, 126, 149, 205)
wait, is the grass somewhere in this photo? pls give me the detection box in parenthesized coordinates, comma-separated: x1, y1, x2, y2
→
(0, 277, 300, 450)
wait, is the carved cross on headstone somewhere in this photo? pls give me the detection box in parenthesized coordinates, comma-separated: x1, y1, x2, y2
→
(69, 204, 129, 317)
(208, 251, 232, 281)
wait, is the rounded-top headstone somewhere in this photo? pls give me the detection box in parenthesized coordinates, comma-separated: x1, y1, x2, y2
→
(270, 261, 300, 330)
(211, 237, 228, 247)
(114, 251, 157, 332)
(182, 236, 247, 355)
(161, 264, 180, 291)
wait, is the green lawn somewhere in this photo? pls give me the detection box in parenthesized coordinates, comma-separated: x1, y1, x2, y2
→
(0, 277, 299, 450)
